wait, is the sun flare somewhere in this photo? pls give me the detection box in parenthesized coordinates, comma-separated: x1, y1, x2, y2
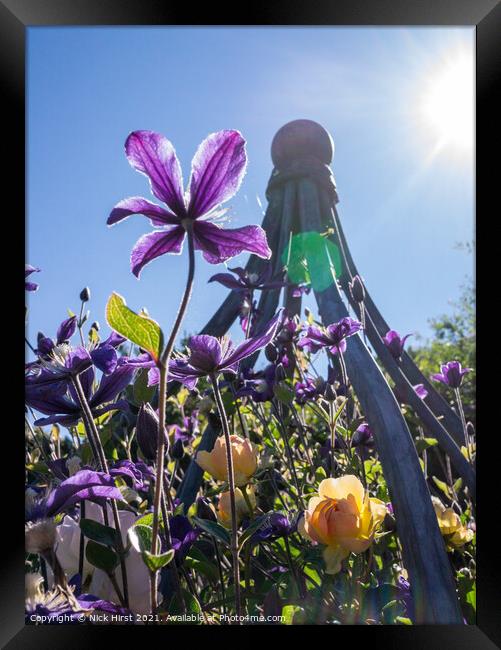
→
(418, 50, 474, 156)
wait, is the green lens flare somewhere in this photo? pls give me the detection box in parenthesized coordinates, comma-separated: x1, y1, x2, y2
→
(280, 232, 342, 292)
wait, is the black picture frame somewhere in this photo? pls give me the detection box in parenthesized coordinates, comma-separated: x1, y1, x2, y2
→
(3, 0, 499, 646)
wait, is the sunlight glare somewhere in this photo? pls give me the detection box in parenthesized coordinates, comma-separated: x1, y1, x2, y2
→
(418, 50, 474, 156)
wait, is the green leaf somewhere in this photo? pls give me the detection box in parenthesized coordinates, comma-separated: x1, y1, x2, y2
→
(128, 524, 153, 553)
(105, 292, 163, 363)
(238, 513, 272, 549)
(142, 549, 175, 572)
(315, 466, 327, 482)
(168, 588, 202, 619)
(184, 550, 219, 583)
(432, 476, 451, 497)
(133, 368, 157, 405)
(415, 437, 438, 454)
(80, 518, 122, 550)
(273, 382, 294, 405)
(85, 540, 120, 573)
(192, 517, 230, 546)
(281, 604, 303, 625)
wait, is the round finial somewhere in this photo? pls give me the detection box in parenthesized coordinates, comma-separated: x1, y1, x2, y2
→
(271, 119, 334, 169)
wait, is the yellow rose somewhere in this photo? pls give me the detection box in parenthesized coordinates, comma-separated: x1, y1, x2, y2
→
(195, 434, 258, 486)
(432, 497, 473, 549)
(298, 475, 387, 574)
(217, 487, 256, 528)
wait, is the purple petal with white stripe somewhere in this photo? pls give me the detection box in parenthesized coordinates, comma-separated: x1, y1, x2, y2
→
(125, 131, 185, 214)
(188, 130, 247, 218)
(193, 220, 271, 264)
(108, 196, 180, 227)
(130, 227, 185, 278)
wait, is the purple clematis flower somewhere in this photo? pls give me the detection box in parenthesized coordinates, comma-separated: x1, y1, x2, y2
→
(26, 574, 131, 623)
(298, 317, 362, 355)
(168, 515, 200, 565)
(237, 364, 277, 403)
(169, 411, 200, 444)
(107, 129, 271, 277)
(294, 377, 325, 404)
(27, 326, 130, 392)
(431, 360, 471, 389)
(26, 265, 41, 292)
(209, 265, 286, 294)
(248, 512, 296, 542)
(149, 311, 283, 390)
(383, 330, 412, 360)
(109, 459, 154, 492)
(351, 423, 374, 448)
(43, 470, 124, 517)
(26, 358, 135, 426)
(36, 316, 78, 357)
(394, 383, 428, 405)
(291, 283, 311, 299)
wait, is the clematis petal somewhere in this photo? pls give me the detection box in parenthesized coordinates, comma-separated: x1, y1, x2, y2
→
(193, 221, 271, 264)
(130, 227, 185, 278)
(108, 196, 180, 227)
(186, 335, 223, 373)
(208, 272, 246, 291)
(91, 364, 136, 406)
(188, 130, 247, 218)
(90, 345, 118, 375)
(56, 316, 77, 344)
(167, 359, 204, 390)
(220, 311, 282, 370)
(125, 131, 185, 214)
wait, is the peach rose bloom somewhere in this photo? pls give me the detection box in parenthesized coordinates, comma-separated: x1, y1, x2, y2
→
(299, 475, 387, 574)
(195, 434, 258, 486)
(432, 497, 473, 549)
(217, 487, 256, 528)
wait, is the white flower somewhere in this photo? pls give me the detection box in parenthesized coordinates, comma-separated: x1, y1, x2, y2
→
(85, 502, 154, 615)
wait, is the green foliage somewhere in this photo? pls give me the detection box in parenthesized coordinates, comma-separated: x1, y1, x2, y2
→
(105, 292, 164, 363)
(409, 278, 475, 423)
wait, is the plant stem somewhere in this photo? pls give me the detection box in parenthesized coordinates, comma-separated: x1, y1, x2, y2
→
(150, 228, 195, 615)
(455, 388, 472, 463)
(212, 537, 227, 616)
(70, 373, 129, 608)
(210, 373, 242, 621)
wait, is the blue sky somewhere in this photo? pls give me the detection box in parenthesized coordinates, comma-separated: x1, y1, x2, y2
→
(27, 27, 474, 354)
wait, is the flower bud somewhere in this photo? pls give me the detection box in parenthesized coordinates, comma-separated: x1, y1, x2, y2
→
(136, 403, 167, 461)
(217, 487, 256, 528)
(324, 382, 337, 402)
(275, 363, 286, 382)
(171, 438, 185, 460)
(265, 343, 278, 363)
(349, 275, 365, 303)
(196, 496, 217, 522)
(196, 435, 259, 487)
(90, 321, 100, 332)
(79, 287, 91, 302)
